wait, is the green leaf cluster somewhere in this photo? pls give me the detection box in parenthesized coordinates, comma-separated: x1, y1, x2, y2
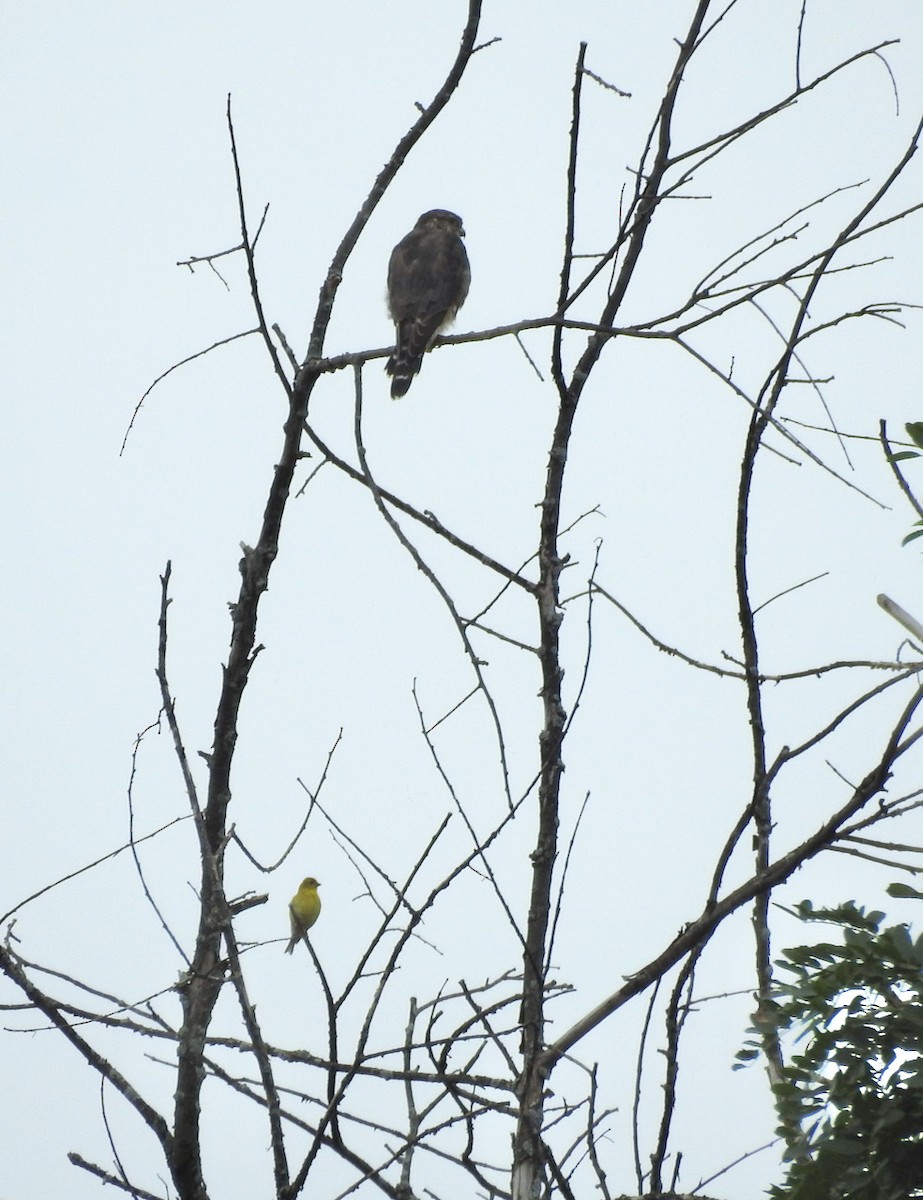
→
(895, 423, 923, 546)
(743, 889, 923, 1198)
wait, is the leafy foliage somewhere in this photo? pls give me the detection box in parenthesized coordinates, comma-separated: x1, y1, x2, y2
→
(893, 423, 923, 545)
(743, 889, 923, 1198)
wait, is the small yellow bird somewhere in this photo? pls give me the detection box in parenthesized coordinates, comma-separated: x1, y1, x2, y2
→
(285, 877, 321, 954)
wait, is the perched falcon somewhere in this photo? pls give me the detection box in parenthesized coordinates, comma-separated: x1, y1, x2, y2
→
(386, 209, 470, 398)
